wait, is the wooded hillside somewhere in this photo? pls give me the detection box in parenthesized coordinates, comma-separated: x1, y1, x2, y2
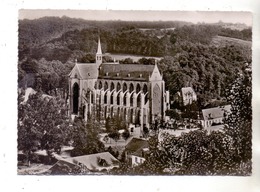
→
(18, 17, 252, 109)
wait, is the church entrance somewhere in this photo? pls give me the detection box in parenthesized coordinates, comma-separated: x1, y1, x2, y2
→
(73, 83, 79, 114)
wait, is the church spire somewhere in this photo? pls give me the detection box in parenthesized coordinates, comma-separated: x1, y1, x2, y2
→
(96, 37, 102, 66)
(97, 37, 102, 54)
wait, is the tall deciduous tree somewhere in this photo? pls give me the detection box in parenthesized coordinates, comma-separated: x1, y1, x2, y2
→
(70, 117, 105, 157)
(18, 90, 71, 165)
(224, 69, 252, 171)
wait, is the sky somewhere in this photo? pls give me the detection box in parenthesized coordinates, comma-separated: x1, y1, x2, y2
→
(19, 10, 252, 26)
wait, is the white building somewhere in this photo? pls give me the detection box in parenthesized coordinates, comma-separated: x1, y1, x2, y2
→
(124, 138, 149, 167)
(181, 87, 197, 106)
(201, 105, 231, 128)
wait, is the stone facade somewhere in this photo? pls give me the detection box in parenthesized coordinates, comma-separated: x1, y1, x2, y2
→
(68, 39, 169, 130)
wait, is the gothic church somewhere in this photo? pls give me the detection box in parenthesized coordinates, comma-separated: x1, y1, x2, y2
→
(68, 38, 169, 130)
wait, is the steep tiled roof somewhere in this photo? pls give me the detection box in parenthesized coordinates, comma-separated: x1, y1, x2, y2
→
(67, 152, 119, 171)
(202, 105, 231, 120)
(49, 152, 119, 174)
(49, 158, 79, 174)
(99, 63, 155, 81)
(69, 63, 98, 79)
(77, 63, 99, 79)
(125, 138, 149, 157)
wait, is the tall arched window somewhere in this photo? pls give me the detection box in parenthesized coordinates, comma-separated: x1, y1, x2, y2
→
(129, 83, 134, 93)
(116, 82, 121, 92)
(130, 93, 134, 107)
(136, 83, 141, 93)
(135, 110, 140, 125)
(123, 93, 127, 105)
(110, 93, 114, 105)
(145, 94, 149, 104)
(99, 81, 102, 89)
(72, 83, 79, 114)
(123, 83, 127, 92)
(90, 91, 94, 104)
(117, 93, 120, 105)
(143, 84, 148, 94)
(104, 81, 108, 91)
(137, 94, 141, 107)
(130, 109, 134, 123)
(104, 106, 107, 118)
(110, 82, 115, 91)
(104, 92, 108, 104)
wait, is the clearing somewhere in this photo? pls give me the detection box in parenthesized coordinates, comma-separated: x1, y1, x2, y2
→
(211, 35, 252, 48)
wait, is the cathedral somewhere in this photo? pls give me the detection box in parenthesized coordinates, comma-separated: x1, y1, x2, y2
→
(68, 38, 170, 130)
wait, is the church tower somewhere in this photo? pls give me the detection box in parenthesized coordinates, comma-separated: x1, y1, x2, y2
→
(96, 37, 102, 66)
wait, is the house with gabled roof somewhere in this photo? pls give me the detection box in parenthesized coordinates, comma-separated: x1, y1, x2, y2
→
(124, 137, 149, 167)
(49, 152, 120, 174)
(201, 105, 231, 129)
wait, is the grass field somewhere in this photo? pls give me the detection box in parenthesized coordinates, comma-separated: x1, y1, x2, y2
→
(211, 35, 252, 48)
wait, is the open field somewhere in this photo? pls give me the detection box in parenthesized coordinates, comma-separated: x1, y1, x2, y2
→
(212, 35, 252, 48)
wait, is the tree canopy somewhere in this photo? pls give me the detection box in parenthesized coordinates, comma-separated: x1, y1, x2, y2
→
(70, 117, 105, 157)
(18, 90, 71, 164)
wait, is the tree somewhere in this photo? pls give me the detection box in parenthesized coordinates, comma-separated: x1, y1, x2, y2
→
(138, 135, 168, 175)
(108, 131, 120, 143)
(224, 70, 252, 174)
(181, 101, 199, 119)
(105, 117, 113, 132)
(143, 126, 149, 138)
(20, 59, 39, 73)
(170, 32, 177, 44)
(18, 90, 70, 165)
(166, 109, 181, 120)
(105, 115, 127, 133)
(102, 55, 113, 63)
(156, 129, 239, 175)
(106, 146, 119, 159)
(138, 58, 155, 65)
(122, 129, 130, 142)
(70, 117, 105, 157)
(120, 58, 134, 64)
